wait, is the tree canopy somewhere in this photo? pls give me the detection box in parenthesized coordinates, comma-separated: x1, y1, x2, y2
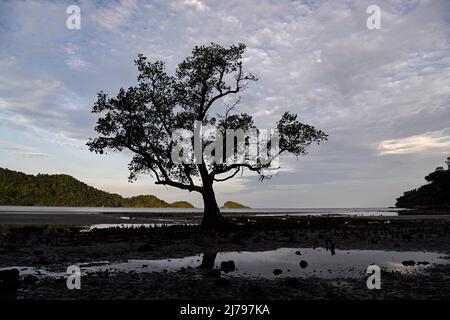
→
(396, 169, 450, 208)
(87, 43, 328, 227)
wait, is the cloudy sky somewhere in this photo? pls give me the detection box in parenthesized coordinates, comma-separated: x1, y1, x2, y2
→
(1, 0, 449, 208)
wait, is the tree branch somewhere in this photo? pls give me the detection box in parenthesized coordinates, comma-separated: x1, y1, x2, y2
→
(214, 167, 240, 182)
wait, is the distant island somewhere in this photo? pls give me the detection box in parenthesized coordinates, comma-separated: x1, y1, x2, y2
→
(0, 167, 194, 208)
(396, 157, 450, 209)
(221, 201, 250, 209)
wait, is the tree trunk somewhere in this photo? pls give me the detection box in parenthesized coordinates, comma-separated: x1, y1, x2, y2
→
(201, 185, 226, 228)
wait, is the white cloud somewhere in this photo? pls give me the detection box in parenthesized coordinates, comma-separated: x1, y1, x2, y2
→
(173, 0, 209, 12)
(378, 130, 450, 155)
(92, 0, 138, 31)
(66, 56, 87, 71)
(0, 141, 51, 159)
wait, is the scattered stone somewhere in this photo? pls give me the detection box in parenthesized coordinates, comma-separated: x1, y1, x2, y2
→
(295, 250, 301, 255)
(417, 261, 430, 266)
(0, 269, 20, 291)
(137, 244, 153, 252)
(23, 274, 38, 285)
(248, 285, 262, 294)
(206, 269, 221, 278)
(299, 260, 308, 269)
(214, 278, 229, 287)
(285, 278, 300, 287)
(220, 260, 236, 273)
(402, 260, 415, 266)
(36, 259, 50, 266)
(273, 269, 282, 276)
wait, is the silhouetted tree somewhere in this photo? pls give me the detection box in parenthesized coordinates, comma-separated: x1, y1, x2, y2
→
(396, 168, 450, 208)
(87, 43, 328, 227)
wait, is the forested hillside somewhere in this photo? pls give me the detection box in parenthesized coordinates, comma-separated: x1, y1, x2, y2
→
(0, 167, 194, 208)
(396, 169, 450, 208)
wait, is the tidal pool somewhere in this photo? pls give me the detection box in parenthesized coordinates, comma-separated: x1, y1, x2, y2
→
(3, 247, 447, 280)
(89, 248, 447, 279)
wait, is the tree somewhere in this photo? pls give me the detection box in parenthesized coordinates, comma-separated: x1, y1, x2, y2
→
(87, 43, 328, 227)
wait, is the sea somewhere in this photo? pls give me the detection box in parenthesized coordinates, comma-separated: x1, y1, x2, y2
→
(0, 206, 401, 216)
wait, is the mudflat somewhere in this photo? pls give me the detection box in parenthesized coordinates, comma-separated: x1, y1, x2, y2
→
(1, 214, 450, 299)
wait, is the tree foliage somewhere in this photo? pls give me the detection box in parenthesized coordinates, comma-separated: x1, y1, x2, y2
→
(396, 169, 450, 208)
(87, 43, 327, 190)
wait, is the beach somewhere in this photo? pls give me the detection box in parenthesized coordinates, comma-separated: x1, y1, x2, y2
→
(1, 211, 450, 300)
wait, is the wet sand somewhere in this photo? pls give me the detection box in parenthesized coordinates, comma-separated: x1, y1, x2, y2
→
(1, 214, 450, 299)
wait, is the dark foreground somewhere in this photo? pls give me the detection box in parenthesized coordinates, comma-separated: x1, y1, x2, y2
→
(1, 214, 450, 300)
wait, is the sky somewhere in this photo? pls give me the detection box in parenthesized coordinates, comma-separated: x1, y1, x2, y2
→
(0, 0, 450, 208)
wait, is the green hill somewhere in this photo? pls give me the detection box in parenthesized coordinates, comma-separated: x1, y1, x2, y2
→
(169, 201, 195, 208)
(396, 169, 450, 209)
(0, 167, 194, 208)
(221, 201, 250, 209)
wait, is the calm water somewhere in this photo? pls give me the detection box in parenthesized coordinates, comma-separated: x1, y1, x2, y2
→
(80, 221, 199, 231)
(3, 247, 447, 280)
(0, 206, 401, 216)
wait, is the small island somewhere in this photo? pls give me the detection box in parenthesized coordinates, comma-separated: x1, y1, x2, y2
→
(221, 201, 250, 209)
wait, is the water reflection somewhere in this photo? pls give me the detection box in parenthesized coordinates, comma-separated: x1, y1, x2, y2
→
(97, 248, 447, 279)
(4, 247, 446, 280)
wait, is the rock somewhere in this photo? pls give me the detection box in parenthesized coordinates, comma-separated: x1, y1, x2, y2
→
(402, 260, 415, 266)
(0, 268, 20, 291)
(137, 244, 153, 252)
(273, 269, 282, 276)
(206, 269, 221, 278)
(35, 258, 50, 266)
(417, 261, 430, 266)
(299, 260, 308, 269)
(23, 274, 38, 285)
(295, 251, 301, 255)
(285, 278, 300, 287)
(220, 260, 236, 273)
(214, 278, 229, 287)
(248, 285, 262, 294)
